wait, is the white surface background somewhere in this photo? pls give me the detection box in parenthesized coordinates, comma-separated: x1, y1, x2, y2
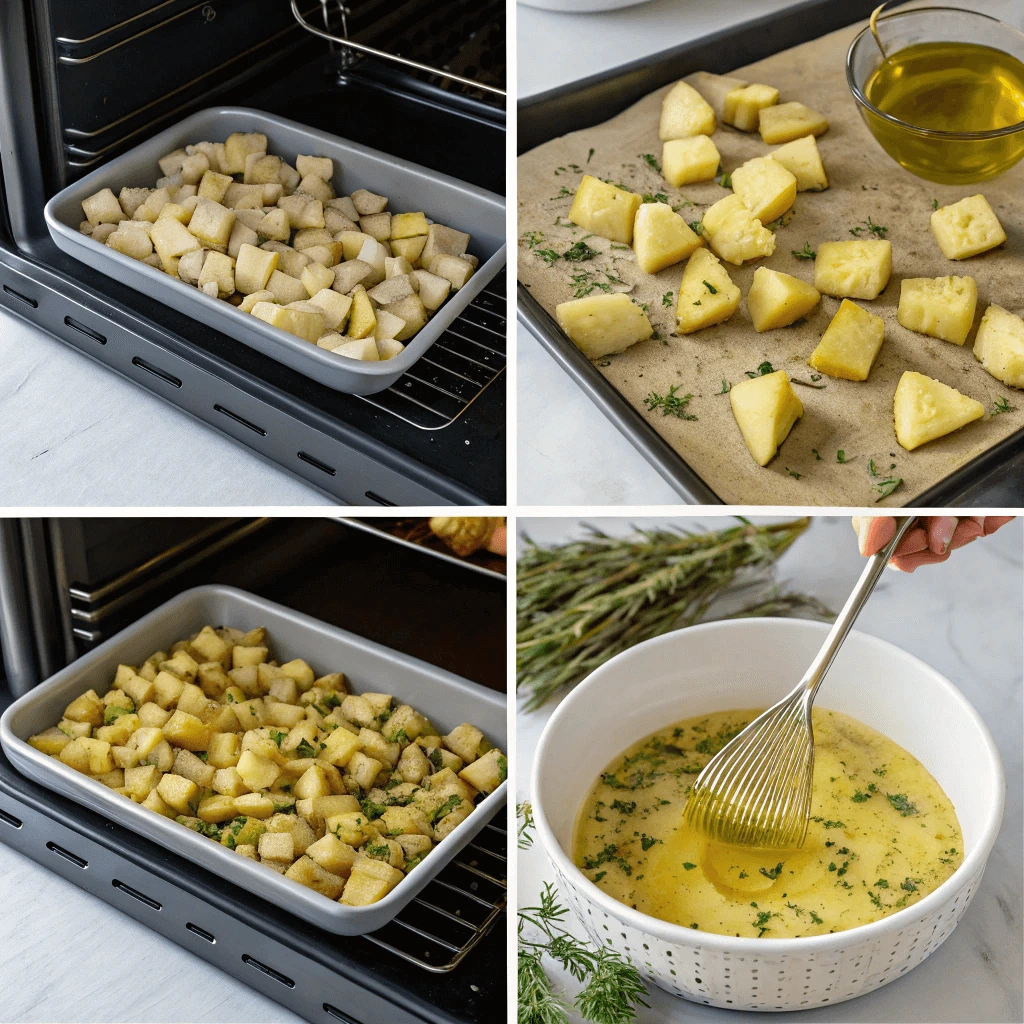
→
(517, 515, 1024, 1022)
(516, 0, 1024, 505)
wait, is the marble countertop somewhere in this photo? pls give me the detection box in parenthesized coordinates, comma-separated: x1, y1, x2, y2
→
(517, 516, 1024, 1022)
(516, 0, 1024, 505)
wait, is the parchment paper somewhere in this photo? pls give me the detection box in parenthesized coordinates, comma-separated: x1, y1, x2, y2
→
(517, 20, 1024, 506)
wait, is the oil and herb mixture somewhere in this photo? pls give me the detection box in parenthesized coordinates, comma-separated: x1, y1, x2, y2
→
(573, 708, 963, 938)
(863, 41, 1024, 182)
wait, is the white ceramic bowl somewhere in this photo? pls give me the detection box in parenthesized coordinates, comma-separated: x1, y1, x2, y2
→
(532, 618, 1004, 1012)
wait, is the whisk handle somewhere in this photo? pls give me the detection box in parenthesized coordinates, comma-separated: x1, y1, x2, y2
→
(799, 516, 916, 701)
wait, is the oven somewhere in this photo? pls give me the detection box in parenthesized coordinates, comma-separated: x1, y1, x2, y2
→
(0, 515, 507, 1023)
(0, 2, 507, 506)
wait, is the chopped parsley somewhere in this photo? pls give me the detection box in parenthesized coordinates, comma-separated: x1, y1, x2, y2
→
(812, 448, 822, 460)
(295, 739, 317, 759)
(809, 910, 824, 925)
(887, 793, 918, 816)
(992, 397, 1013, 416)
(551, 185, 573, 199)
(641, 191, 670, 204)
(837, 449, 848, 463)
(932, 198, 939, 210)
(103, 705, 134, 725)
(718, 172, 733, 189)
(872, 477, 903, 502)
(875, 878, 890, 888)
(850, 216, 888, 239)
(269, 729, 286, 747)
(759, 862, 784, 880)
(535, 247, 561, 266)
(791, 242, 816, 260)
(610, 800, 636, 815)
(702, 280, 718, 295)
(746, 360, 775, 378)
(753, 909, 775, 936)
(522, 230, 545, 249)
(563, 240, 598, 262)
(689, 220, 704, 235)
(662, 291, 674, 307)
(640, 835, 661, 851)
(587, 147, 595, 163)
(851, 790, 872, 802)
(785, 467, 802, 479)
(644, 384, 697, 420)
(682, 862, 697, 871)
(719, 379, 730, 394)
(640, 152, 661, 173)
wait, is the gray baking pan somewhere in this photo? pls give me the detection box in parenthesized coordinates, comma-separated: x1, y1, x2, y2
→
(44, 107, 507, 396)
(0, 585, 507, 935)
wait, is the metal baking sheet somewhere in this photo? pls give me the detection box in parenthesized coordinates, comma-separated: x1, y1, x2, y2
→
(45, 106, 506, 395)
(0, 584, 507, 936)
(517, 0, 1024, 507)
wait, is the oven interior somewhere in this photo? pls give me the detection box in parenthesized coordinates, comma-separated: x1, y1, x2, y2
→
(0, 516, 507, 1023)
(0, 2, 506, 505)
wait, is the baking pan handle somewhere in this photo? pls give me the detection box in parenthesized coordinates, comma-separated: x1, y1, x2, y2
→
(290, 0, 505, 98)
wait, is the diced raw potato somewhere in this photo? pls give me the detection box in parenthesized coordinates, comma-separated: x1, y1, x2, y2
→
(234, 208, 264, 231)
(82, 188, 124, 226)
(410, 269, 450, 310)
(302, 243, 343, 268)
(296, 154, 333, 181)
(262, 243, 311, 278)
(234, 243, 279, 294)
(429, 254, 474, 291)
(118, 187, 152, 218)
(556, 292, 652, 359)
(930, 194, 1006, 260)
(351, 189, 388, 215)
(730, 156, 797, 224)
(723, 82, 779, 132)
(338, 231, 374, 261)
(347, 285, 376, 339)
(309, 288, 353, 331)
(391, 235, 427, 263)
(79, 221, 94, 235)
(768, 135, 828, 192)
(278, 194, 317, 229)
(175, 251, 204, 287)
(746, 267, 821, 332)
(175, 185, 198, 202)
(297, 175, 334, 203)
(158, 203, 191, 225)
(898, 275, 978, 345)
(374, 310, 406, 342)
(188, 199, 236, 248)
(729, 370, 804, 466)
(419, 223, 470, 265)
(258, 207, 291, 242)
(107, 228, 154, 261)
(684, 71, 750, 121)
(814, 240, 891, 299)
(357, 238, 388, 285)
(632, 201, 703, 274)
(376, 338, 405, 360)
(197, 170, 233, 203)
(384, 256, 414, 281)
(334, 338, 379, 361)
(325, 207, 358, 234)
(458, 748, 507, 794)
(332, 260, 372, 294)
(278, 161, 301, 193)
(223, 132, 268, 174)
(382, 294, 427, 341)
(135, 187, 172, 222)
(180, 153, 210, 186)
(340, 858, 405, 906)
(238, 289, 274, 313)
(301, 262, 335, 296)
(156, 773, 199, 814)
(159, 149, 187, 176)
(199, 251, 235, 298)
(266, 269, 309, 304)
(328, 195, 360, 220)
(700, 194, 775, 265)
(235, 844, 258, 861)
(317, 333, 344, 350)
(250, 302, 325, 343)
(368, 275, 413, 305)
(28, 727, 72, 756)
(759, 102, 829, 144)
(391, 212, 428, 238)
(662, 135, 721, 187)
(227, 220, 258, 259)
(246, 155, 282, 186)
(808, 299, 885, 381)
(569, 175, 642, 244)
(360, 213, 391, 241)
(659, 80, 716, 140)
(974, 304, 1024, 387)
(223, 183, 265, 210)
(893, 371, 985, 450)
(92, 224, 118, 244)
(292, 227, 334, 251)
(188, 142, 226, 174)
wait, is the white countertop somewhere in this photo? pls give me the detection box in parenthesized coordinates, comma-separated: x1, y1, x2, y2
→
(516, 515, 1024, 1023)
(516, 0, 1024, 504)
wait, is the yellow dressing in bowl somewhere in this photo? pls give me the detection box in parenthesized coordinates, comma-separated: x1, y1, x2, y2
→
(573, 708, 963, 938)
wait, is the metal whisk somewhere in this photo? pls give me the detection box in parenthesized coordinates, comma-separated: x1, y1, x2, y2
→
(684, 516, 915, 849)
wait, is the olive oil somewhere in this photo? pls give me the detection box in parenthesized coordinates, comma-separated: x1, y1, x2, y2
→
(862, 41, 1024, 183)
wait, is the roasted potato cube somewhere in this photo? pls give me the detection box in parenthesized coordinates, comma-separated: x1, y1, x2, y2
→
(898, 275, 977, 346)
(662, 135, 720, 187)
(58, 718, 91, 740)
(124, 764, 162, 801)
(321, 727, 362, 768)
(814, 240, 891, 300)
(358, 729, 401, 767)
(197, 170, 233, 204)
(701, 194, 775, 266)
(137, 702, 171, 729)
(381, 805, 433, 837)
(931, 194, 1006, 260)
(974, 304, 1024, 387)
(458, 748, 507, 795)
(163, 710, 211, 752)
(107, 227, 154, 261)
(729, 370, 803, 466)
(259, 831, 294, 863)
(234, 793, 275, 819)
(64, 689, 105, 726)
(285, 856, 346, 899)
(759, 102, 829, 144)
(305, 834, 358, 876)
(723, 82, 779, 132)
(659, 80, 716, 140)
(246, 155, 282, 186)
(177, 248, 207, 286)
(556, 292, 652, 359)
(207, 732, 243, 770)
(340, 858, 405, 906)
(731, 157, 797, 224)
(746, 267, 821, 332)
(683, 71, 749, 120)
(212, 767, 248, 798)
(188, 199, 235, 248)
(674, 247, 740, 335)
(569, 175, 641, 244)
(197, 794, 237, 823)
(633, 201, 703, 274)
(435, 801, 474, 840)
(191, 625, 232, 667)
(82, 188, 124, 226)
(60, 737, 112, 775)
(808, 299, 885, 381)
(151, 217, 201, 274)
(156, 773, 199, 814)
(116, 666, 156, 706)
(382, 705, 427, 744)
(28, 727, 72, 756)
(293, 764, 333, 800)
(346, 751, 384, 791)
(142, 789, 176, 818)
(768, 135, 829, 192)
(235, 749, 281, 791)
(96, 714, 140, 747)
(173, 748, 215, 788)
(328, 811, 374, 847)
(443, 723, 486, 765)
(251, 302, 326, 343)
(893, 371, 985, 450)
(395, 743, 432, 785)
(198, 251, 235, 298)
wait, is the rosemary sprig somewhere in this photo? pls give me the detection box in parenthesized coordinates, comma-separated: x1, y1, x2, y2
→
(518, 800, 536, 849)
(519, 881, 650, 1024)
(517, 519, 832, 710)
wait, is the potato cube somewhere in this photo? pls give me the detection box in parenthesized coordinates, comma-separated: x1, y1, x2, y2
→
(209, 767, 246, 798)
(684, 71, 749, 120)
(177, 248, 207, 286)
(179, 153, 210, 186)
(729, 370, 803, 466)
(237, 290, 274, 313)
(442, 723, 485, 764)
(235, 749, 281, 792)
(327, 811, 374, 847)
(321, 726, 362, 768)
(64, 689, 105, 726)
(731, 156, 797, 224)
(232, 698, 267, 732)
(814, 240, 891, 300)
(346, 751, 384, 791)
(898, 275, 977, 346)
(226, 219, 259, 261)
(331, 338, 376, 360)
(974, 304, 1024, 388)
(159, 149, 188, 176)
(259, 831, 294, 863)
(632, 201, 703, 274)
(385, 256, 415, 281)
(569, 175, 642, 245)
(390, 212, 428, 239)
(198, 251, 235, 298)
(225, 245, 276, 301)
(759, 101, 829, 144)
(303, 243, 344, 268)
(124, 764, 162, 801)
(173, 748, 215, 788)
(233, 793, 275, 819)
(747, 267, 821, 332)
(156, 773, 199, 814)
(723, 83, 780, 132)
(156, 202, 191, 226)
(293, 764, 333, 800)
(459, 748, 506, 794)
(410, 269, 450, 311)
(360, 213, 391, 241)
(391, 235, 427, 263)
(285, 856, 346, 899)
(381, 805, 433, 837)
(196, 795, 236, 823)
(368, 275, 413, 305)
(358, 728, 400, 767)
(222, 183, 264, 211)
(300, 261, 335, 297)
(344, 285, 375, 340)
(931, 194, 1006, 260)
(196, 663, 231, 699)
(188, 199, 236, 248)
(429, 254, 474, 292)
(196, 170, 232, 204)
(374, 317, 405, 348)
(351, 189, 388, 215)
(91, 224, 119, 244)
(701, 194, 775, 266)
(58, 737, 100, 774)
(162, 648, 199, 681)
(28, 727, 72, 756)
(292, 154, 332, 181)
(768, 135, 829, 192)
(309, 288, 353, 332)
(305, 834, 358, 877)
(555, 292, 652, 359)
(116, 667, 156, 707)
(297, 174, 335, 204)
(661, 135, 721, 187)
(247, 155, 282, 186)
(265, 270, 309, 305)
(251, 301, 326, 343)
(82, 188, 124, 226)
(325, 208, 358, 235)
(267, 702, 306, 729)
(340, 858, 405, 906)
(151, 217, 201, 273)
(419, 223, 470, 265)
(382, 294, 426, 341)
(435, 801, 474, 840)
(142, 789, 177, 818)
(222, 132, 268, 175)
(659, 80, 716, 140)
(163, 710, 211, 752)
(893, 371, 984, 450)
(118, 188, 152, 219)
(396, 743, 432, 784)
(808, 299, 885, 381)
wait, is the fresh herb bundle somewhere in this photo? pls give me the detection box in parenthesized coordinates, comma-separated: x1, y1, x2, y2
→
(517, 518, 832, 710)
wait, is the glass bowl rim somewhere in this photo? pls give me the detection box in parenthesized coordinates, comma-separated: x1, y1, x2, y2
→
(846, 5, 1024, 141)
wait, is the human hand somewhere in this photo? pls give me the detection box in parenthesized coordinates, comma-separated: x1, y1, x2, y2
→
(852, 516, 1015, 572)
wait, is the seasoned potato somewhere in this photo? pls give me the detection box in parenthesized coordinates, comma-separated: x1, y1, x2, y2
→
(974, 304, 1024, 387)
(893, 371, 985, 450)
(746, 267, 820, 332)
(768, 135, 828, 192)
(723, 83, 779, 132)
(555, 293, 653, 359)
(931, 194, 1006, 260)
(730, 370, 804, 466)
(758, 101, 829, 144)
(569, 175, 642, 244)
(814, 240, 892, 300)
(700, 194, 775, 266)
(633, 202, 704, 274)
(897, 276, 978, 346)
(661, 135, 720, 187)
(730, 157, 797, 225)
(674, 247, 740, 335)
(809, 299, 885, 381)
(658, 81, 716, 140)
